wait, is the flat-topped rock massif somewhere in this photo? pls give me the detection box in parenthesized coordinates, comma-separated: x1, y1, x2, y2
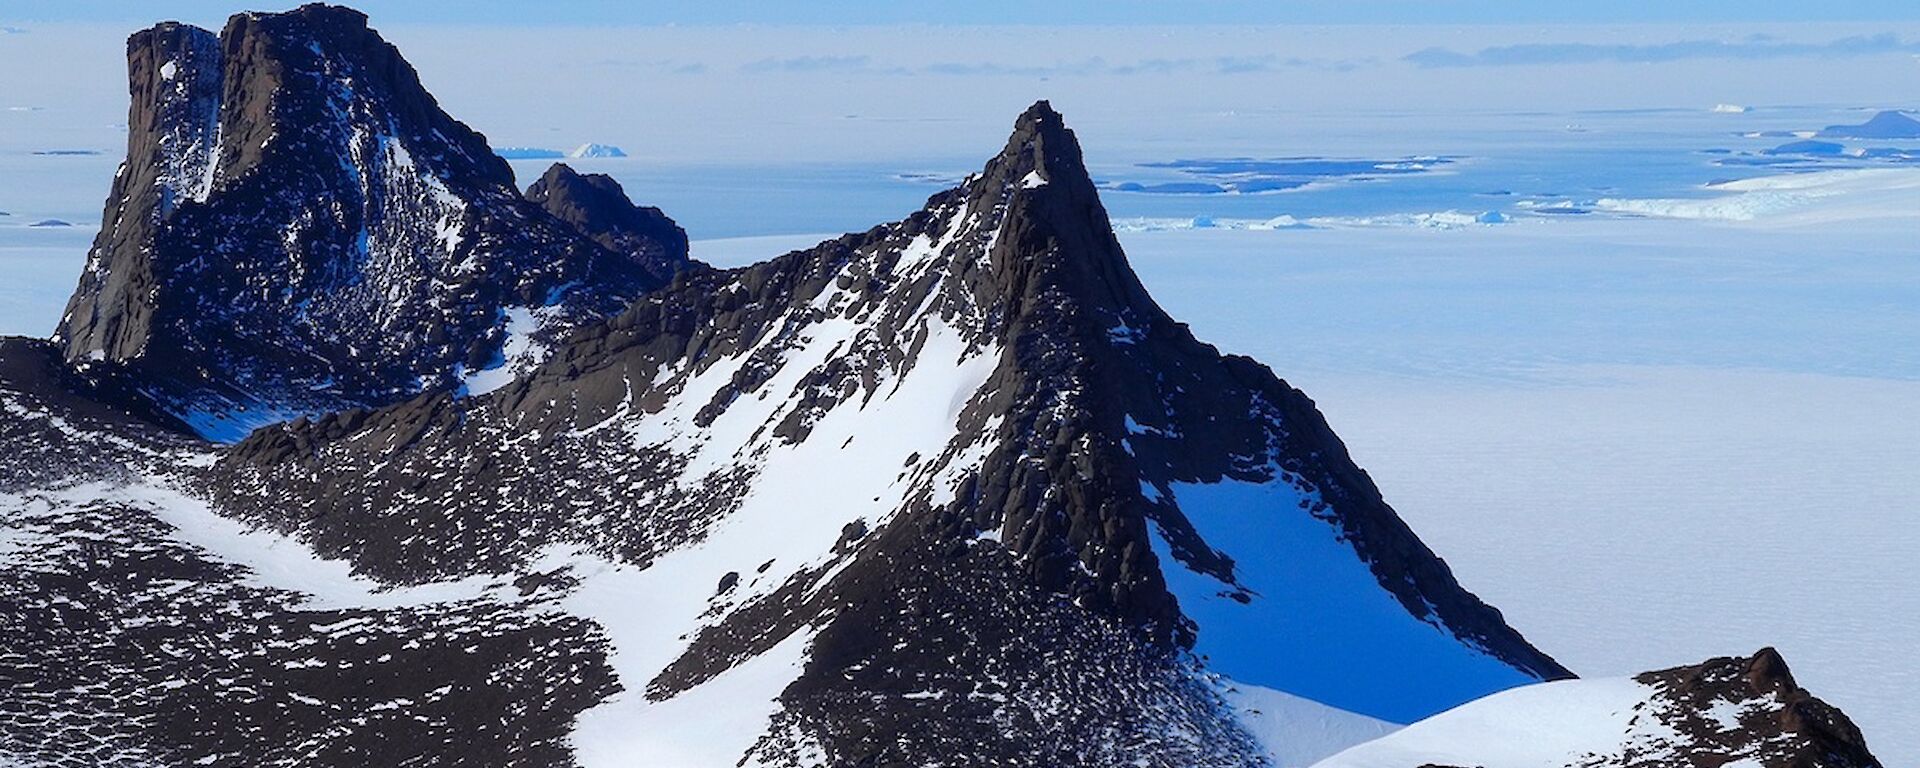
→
(53, 4, 692, 439)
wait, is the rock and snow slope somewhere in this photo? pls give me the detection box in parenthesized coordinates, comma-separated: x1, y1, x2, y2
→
(0, 337, 616, 767)
(0, 5, 1891, 767)
(208, 100, 1580, 763)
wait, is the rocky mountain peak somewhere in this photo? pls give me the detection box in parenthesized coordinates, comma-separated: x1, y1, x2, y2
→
(916, 100, 1168, 358)
(51, 4, 684, 441)
(955, 99, 1108, 253)
(984, 100, 1093, 193)
(210, 101, 1568, 750)
(57, 22, 222, 364)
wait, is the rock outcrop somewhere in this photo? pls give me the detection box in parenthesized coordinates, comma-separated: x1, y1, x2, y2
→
(1316, 648, 1881, 768)
(524, 162, 690, 285)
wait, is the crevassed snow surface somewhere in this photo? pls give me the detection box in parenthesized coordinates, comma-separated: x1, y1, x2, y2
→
(1310, 677, 1655, 768)
(1151, 476, 1538, 723)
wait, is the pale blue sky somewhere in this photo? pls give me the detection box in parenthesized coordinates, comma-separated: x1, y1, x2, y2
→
(5, 0, 1920, 26)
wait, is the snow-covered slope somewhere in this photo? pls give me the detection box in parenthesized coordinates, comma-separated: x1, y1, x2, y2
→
(1316, 649, 1880, 768)
(1325, 677, 1654, 768)
(1151, 475, 1541, 721)
(51, 5, 691, 440)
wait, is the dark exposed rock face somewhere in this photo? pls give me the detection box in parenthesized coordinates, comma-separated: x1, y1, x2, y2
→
(53, 22, 220, 368)
(53, 4, 686, 440)
(525, 162, 692, 285)
(1629, 649, 1882, 768)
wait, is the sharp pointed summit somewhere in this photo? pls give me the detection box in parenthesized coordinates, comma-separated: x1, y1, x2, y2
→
(992, 100, 1094, 189)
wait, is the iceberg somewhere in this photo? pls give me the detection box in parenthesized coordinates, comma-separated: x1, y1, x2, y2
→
(569, 143, 628, 158)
